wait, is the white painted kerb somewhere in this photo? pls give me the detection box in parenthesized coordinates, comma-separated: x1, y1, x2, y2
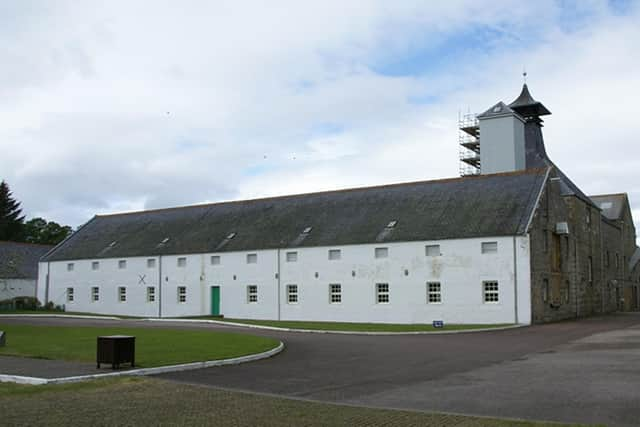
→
(0, 341, 284, 385)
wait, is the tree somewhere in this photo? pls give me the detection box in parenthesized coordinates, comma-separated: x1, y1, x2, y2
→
(0, 180, 25, 241)
(23, 217, 73, 245)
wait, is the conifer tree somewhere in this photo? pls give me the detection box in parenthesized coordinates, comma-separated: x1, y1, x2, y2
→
(0, 180, 25, 241)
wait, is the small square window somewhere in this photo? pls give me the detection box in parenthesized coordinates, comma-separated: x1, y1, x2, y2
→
(147, 286, 156, 303)
(425, 245, 441, 257)
(211, 255, 221, 265)
(328, 249, 341, 260)
(147, 258, 156, 268)
(67, 263, 74, 272)
(91, 287, 99, 302)
(118, 260, 127, 269)
(427, 282, 441, 304)
(177, 257, 187, 267)
(247, 285, 258, 303)
(374, 247, 388, 259)
(376, 283, 389, 304)
(481, 242, 498, 254)
(329, 284, 342, 304)
(118, 286, 127, 302)
(287, 284, 298, 304)
(66, 287, 74, 302)
(177, 286, 187, 303)
(247, 253, 257, 264)
(91, 261, 99, 271)
(483, 281, 499, 303)
(286, 252, 298, 262)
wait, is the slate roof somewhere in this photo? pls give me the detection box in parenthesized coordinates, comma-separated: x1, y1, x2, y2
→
(590, 194, 627, 220)
(43, 168, 548, 262)
(0, 241, 54, 279)
(629, 247, 640, 271)
(508, 83, 551, 117)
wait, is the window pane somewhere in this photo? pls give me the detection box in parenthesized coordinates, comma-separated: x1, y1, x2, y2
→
(425, 245, 440, 256)
(286, 252, 298, 262)
(481, 242, 498, 254)
(328, 249, 341, 260)
(375, 247, 388, 258)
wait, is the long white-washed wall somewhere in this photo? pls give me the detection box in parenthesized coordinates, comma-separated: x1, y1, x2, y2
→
(37, 235, 532, 324)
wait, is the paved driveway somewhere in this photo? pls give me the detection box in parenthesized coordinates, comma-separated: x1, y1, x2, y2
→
(2, 314, 640, 426)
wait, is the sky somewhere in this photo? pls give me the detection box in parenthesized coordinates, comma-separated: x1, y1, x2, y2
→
(1, 0, 639, 237)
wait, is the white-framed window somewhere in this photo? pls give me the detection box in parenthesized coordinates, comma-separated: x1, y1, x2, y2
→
(374, 247, 389, 259)
(286, 251, 298, 262)
(425, 245, 441, 256)
(286, 284, 298, 304)
(376, 283, 389, 304)
(247, 253, 257, 264)
(91, 261, 100, 271)
(67, 263, 74, 272)
(483, 281, 499, 303)
(118, 260, 127, 269)
(211, 255, 221, 265)
(66, 287, 74, 302)
(247, 285, 258, 303)
(328, 249, 341, 260)
(177, 257, 187, 267)
(329, 284, 342, 304)
(147, 258, 156, 268)
(118, 286, 127, 302)
(427, 282, 441, 304)
(481, 242, 498, 254)
(177, 286, 187, 303)
(91, 287, 99, 302)
(147, 286, 156, 303)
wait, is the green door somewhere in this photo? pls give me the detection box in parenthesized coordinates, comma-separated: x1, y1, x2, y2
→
(211, 286, 220, 316)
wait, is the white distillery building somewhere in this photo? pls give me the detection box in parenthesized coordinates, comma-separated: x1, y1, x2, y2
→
(1, 241, 53, 301)
(37, 84, 638, 324)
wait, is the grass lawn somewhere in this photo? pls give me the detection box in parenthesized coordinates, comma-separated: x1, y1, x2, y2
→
(188, 317, 513, 332)
(0, 377, 598, 427)
(0, 323, 279, 367)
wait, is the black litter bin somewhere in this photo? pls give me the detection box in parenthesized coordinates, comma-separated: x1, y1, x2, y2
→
(97, 335, 135, 369)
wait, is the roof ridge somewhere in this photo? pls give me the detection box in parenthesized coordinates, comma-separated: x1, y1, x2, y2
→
(96, 168, 549, 219)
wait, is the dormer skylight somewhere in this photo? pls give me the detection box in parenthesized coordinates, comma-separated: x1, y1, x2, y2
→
(226, 232, 236, 240)
(108, 241, 117, 248)
(302, 227, 312, 234)
(386, 220, 397, 229)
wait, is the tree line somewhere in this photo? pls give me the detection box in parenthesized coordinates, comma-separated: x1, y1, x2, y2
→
(0, 180, 73, 245)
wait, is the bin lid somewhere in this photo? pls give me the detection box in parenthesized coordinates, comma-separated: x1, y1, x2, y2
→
(98, 335, 135, 339)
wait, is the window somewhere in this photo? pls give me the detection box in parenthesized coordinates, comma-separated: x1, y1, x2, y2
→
(586, 207, 591, 226)
(427, 282, 441, 303)
(286, 284, 298, 304)
(543, 230, 549, 253)
(374, 247, 388, 259)
(588, 256, 593, 283)
(616, 253, 620, 270)
(563, 281, 570, 304)
(147, 287, 156, 303)
(605, 251, 610, 268)
(91, 287, 99, 302)
(246, 253, 257, 264)
(247, 285, 258, 303)
(376, 283, 389, 304)
(147, 258, 156, 268)
(211, 255, 221, 265)
(66, 287, 74, 302)
(481, 242, 498, 254)
(177, 286, 187, 303)
(425, 245, 441, 256)
(328, 249, 341, 260)
(92, 261, 99, 271)
(177, 257, 187, 267)
(542, 279, 549, 303)
(483, 281, 499, 303)
(67, 263, 74, 272)
(118, 260, 127, 269)
(329, 284, 342, 304)
(118, 286, 127, 302)
(286, 252, 298, 262)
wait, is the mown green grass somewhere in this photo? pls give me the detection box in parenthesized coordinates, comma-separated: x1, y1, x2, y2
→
(188, 317, 513, 332)
(0, 323, 279, 367)
(0, 377, 599, 427)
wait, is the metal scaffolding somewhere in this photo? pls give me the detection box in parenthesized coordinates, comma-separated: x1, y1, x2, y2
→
(458, 112, 480, 176)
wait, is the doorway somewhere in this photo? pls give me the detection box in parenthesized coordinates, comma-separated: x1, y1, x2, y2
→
(210, 286, 220, 316)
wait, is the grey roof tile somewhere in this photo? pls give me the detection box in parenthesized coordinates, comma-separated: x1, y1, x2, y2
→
(0, 242, 54, 279)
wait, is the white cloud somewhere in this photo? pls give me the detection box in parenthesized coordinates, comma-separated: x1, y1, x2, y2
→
(1, 0, 639, 242)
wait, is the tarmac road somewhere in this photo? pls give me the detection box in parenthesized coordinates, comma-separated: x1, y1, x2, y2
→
(2, 313, 640, 426)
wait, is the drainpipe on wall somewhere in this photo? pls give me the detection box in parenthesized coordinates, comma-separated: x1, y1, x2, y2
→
(513, 236, 519, 324)
(277, 248, 281, 321)
(600, 220, 605, 313)
(158, 255, 163, 318)
(45, 262, 50, 305)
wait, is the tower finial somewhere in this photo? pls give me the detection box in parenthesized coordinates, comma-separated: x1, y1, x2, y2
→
(522, 67, 527, 84)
